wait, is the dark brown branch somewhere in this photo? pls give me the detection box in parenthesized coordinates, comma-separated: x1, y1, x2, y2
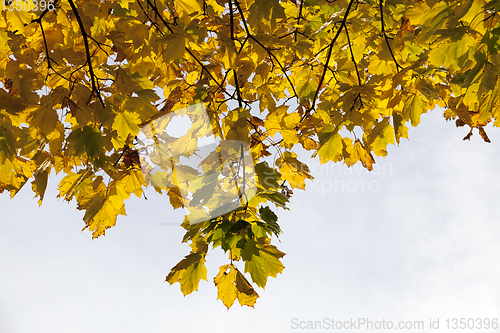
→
(279, 30, 313, 41)
(379, 0, 402, 71)
(39, 22, 57, 75)
(233, 0, 298, 99)
(30, 0, 58, 24)
(344, 24, 362, 87)
(67, 0, 105, 107)
(295, 0, 304, 42)
(229, 1, 245, 49)
(30, 0, 71, 83)
(136, 0, 164, 34)
(229, 0, 235, 41)
(313, 43, 332, 59)
(233, 69, 243, 108)
(246, 118, 261, 136)
(326, 66, 338, 82)
(297, 0, 304, 25)
(220, 69, 231, 89)
(237, 36, 248, 54)
(143, 0, 231, 97)
(30, 0, 109, 93)
(143, 0, 174, 33)
(299, 0, 356, 125)
(349, 93, 363, 112)
(87, 35, 111, 57)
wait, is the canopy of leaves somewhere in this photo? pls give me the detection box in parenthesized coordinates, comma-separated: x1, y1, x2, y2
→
(1, 0, 499, 308)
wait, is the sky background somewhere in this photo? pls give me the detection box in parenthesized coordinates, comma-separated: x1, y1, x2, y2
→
(1, 109, 500, 332)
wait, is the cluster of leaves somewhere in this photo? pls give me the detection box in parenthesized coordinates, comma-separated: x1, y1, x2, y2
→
(1, 0, 499, 308)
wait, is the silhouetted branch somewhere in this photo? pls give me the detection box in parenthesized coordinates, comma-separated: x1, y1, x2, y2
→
(67, 0, 105, 107)
(379, 0, 402, 72)
(299, 0, 356, 125)
(233, 69, 243, 108)
(233, 0, 299, 99)
(344, 25, 362, 87)
(142, 0, 232, 98)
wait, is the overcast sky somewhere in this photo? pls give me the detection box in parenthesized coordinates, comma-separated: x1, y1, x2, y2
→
(1, 109, 500, 333)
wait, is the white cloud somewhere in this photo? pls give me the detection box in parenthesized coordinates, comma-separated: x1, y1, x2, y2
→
(1, 110, 499, 332)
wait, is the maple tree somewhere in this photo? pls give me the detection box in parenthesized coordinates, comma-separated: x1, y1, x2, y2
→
(1, 0, 499, 308)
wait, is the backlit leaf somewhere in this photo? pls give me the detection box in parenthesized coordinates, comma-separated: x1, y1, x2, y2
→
(214, 264, 259, 309)
(113, 111, 141, 140)
(160, 33, 186, 63)
(1, 0, 499, 309)
(403, 94, 425, 127)
(244, 237, 285, 289)
(166, 252, 208, 296)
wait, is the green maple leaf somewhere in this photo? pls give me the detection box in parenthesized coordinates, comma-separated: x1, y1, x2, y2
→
(244, 237, 285, 289)
(67, 126, 107, 166)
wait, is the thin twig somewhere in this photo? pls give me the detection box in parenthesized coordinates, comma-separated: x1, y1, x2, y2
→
(299, 0, 356, 125)
(67, 0, 105, 107)
(344, 24, 362, 86)
(143, 0, 232, 97)
(380, 0, 402, 71)
(233, 69, 243, 108)
(233, 0, 299, 99)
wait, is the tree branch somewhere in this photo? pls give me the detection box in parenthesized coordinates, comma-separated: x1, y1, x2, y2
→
(67, 0, 105, 107)
(295, 0, 304, 42)
(30, 0, 71, 83)
(142, 0, 232, 98)
(299, 0, 356, 125)
(229, 0, 235, 41)
(30, 0, 58, 24)
(344, 24, 362, 87)
(233, 0, 299, 99)
(379, 0, 402, 72)
(136, 0, 164, 34)
(233, 69, 243, 108)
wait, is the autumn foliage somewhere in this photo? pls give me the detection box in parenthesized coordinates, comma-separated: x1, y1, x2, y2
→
(1, 0, 499, 308)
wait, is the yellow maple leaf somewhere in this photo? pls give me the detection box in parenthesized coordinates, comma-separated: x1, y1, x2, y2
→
(277, 152, 313, 190)
(166, 252, 208, 296)
(6, 4, 32, 34)
(214, 264, 259, 309)
(160, 32, 186, 63)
